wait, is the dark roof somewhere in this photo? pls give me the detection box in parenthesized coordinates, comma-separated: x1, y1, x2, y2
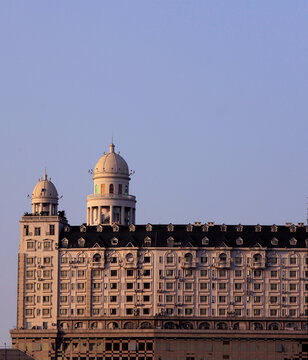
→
(59, 224, 308, 249)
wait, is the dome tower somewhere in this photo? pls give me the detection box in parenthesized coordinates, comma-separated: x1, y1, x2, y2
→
(31, 170, 59, 216)
(86, 143, 136, 225)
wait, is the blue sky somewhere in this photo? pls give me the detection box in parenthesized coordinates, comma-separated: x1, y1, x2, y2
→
(0, 1, 307, 344)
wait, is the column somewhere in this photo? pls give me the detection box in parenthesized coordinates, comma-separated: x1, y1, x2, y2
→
(121, 206, 125, 225)
(98, 206, 102, 224)
(49, 204, 52, 216)
(129, 208, 133, 225)
(110, 206, 113, 224)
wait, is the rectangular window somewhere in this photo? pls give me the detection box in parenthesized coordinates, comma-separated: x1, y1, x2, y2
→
(110, 308, 116, 315)
(27, 242, 34, 250)
(26, 257, 34, 265)
(60, 283, 68, 290)
(235, 296, 242, 303)
(185, 308, 193, 315)
(110, 282, 117, 289)
(43, 241, 50, 250)
(219, 308, 226, 316)
(184, 282, 193, 290)
(200, 282, 207, 290)
(126, 308, 133, 315)
(126, 282, 133, 290)
(61, 271, 68, 278)
(166, 269, 174, 277)
(254, 309, 261, 316)
(200, 256, 208, 264)
(166, 295, 173, 303)
(59, 309, 67, 315)
(270, 283, 278, 291)
(34, 227, 41, 236)
(235, 257, 242, 265)
(118, 184, 122, 195)
(43, 257, 51, 265)
(254, 296, 261, 303)
(200, 270, 207, 277)
(143, 269, 151, 276)
(26, 283, 34, 290)
(290, 257, 297, 264)
(43, 270, 51, 278)
(289, 283, 296, 291)
(166, 308, 173, 315)
(143, 295, 150, 302)
(200, 295, 207, 303)
(219, 296, 226, 303)
(200, 308, 207, 315)
(185, 295, 192, 303)
(166, 282, 173, 290)
(184, 269, 193, 277)
(235, 283, 242, 290)
(110, 296, 117, 302)
(270, 270, 278, 278)
(270, 309, 277, 316)
(76, 309, 84, 315)
(78, 270, 85, 277)
(235, 270, 242, 277)
(101, 184, 105, 194)
(144, 256, 151, 263)
(289, 296, 297, 303)
(24, 225, 30, 236)
(254, 283, 261, 291)
(43, 283, 50, 290)
(126, 269, 133, 277)
(143, 282, 150, 289)
(43, 296, 50, 303)
(234, 309, 242, 316)
(49, 225, 55, 236)
(92, 296, 100, 303)
(289, 271, 297, 278)
(254, 270, 262, 277)
(60, 296, 68, 303)
(77, 296, 85, 303)
(218, 270, 226, 277)
(42, 309, 50, 316)
(77, 282, 85, 290)
(219, 283, 226, 290)
(270, 296, 278, 303)
(25, 296, 34, 303)
(25, 309, 33, 316)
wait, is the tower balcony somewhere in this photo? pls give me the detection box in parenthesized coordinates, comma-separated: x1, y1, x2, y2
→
(87, 194, 136, 201)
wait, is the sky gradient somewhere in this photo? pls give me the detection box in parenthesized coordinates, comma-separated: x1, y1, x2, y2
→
(0, 1, 307, 344)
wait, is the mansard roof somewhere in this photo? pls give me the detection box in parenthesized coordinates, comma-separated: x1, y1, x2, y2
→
(59, 224, 308, 249)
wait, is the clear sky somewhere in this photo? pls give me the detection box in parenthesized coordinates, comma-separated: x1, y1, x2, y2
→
(0, 1, 307, 344)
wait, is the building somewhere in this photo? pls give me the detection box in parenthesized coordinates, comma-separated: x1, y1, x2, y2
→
(11, 143, 308, 360)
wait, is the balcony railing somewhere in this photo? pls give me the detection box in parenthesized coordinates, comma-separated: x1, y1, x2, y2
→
(87, 194, 136, 201)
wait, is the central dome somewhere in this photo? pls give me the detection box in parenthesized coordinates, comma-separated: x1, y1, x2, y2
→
(94, 143, 129, 177)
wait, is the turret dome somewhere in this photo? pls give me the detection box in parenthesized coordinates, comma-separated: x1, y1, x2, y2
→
(94, 143, 129, 177)
(32, 171, 58, 202)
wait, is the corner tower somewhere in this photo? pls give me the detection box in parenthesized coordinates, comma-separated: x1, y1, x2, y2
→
(86, 143, 136, 225)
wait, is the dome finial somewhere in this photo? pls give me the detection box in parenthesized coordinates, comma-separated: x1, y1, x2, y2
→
(109, 135, 115, 153)
(43, 167, 47, 180)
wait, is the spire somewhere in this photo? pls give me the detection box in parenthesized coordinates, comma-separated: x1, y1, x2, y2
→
(109, 141, 115, 153)
(43, 167, 47, 180)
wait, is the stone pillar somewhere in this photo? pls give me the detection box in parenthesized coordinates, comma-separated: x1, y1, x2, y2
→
(98, 206, 102, 224)
(110, 206, 113, 224)
(49, 204, 52, 216)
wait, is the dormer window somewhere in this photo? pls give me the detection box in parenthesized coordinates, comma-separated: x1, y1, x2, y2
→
(78, 238, 85, 248)
(202, 224, 209, 232)
(97, 225, 103, 232)
(289, 237, 297, 246)
(271, 225, 278, 232)
(111, 237, 118, 246)
(220, 224, 227, 232)
(201, 237, 209, 245)
(186, 224, 193, 232)
(126, 253, 134, 263)
(167, 224, 174, 232)
(80, 225, 86, 233)
(62, 238, 69, 248)
(219, 253, 227, 262)
(253, 254, 262, 262)
(271, 237, 278, 246)
(236, 224, 243, 232)
(129, 224, 135, 232)
(236, 237, 243, 246)
(290, 225, 296, 233)
(146, 223, 152, 232)
(255, 224, 262, 232)
(113, 224, 119, 232)
(64, 225, 70, 233)
(144, 236, 151, 247)
(184, 253, 193, 262)
(167, 236, 175, 247)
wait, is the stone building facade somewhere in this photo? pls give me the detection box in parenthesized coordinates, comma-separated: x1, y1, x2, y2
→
(11, 143, 308, 360)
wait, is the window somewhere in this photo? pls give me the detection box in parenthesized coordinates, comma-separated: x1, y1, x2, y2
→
(26, 283, 34, 290)
(43, 283, 50, 290)
(235, 296, 242, 303)
(234, 309, 242, 316)
(126, 269, 133, 277)
(27, 257, 34, 265)
(25, 309, 33, 316)
(27, 242, 34, 250)
(254, 270, 262, 277)
(78, 270, 85, 278)
(77, 282, 85, 290)
(44, 241, 50, 250)
(111, 256, 117, 263)
(166, 308, 173, 315)
(166, 282, 173, 290)
(219, 296, 226, 303)
(218, 270, 226, 277)
(49, 225, 55, 236)
(24, 225, 30, 236)
(101, 184, 105, 194)
(185, 283, 193, 290)
(289, 271, 297, 278)
(200, 282, 207, 290)
(289, 296, 297, 304)
(289, 309, 296, 316)
(92, 269, 100, 278)
(235, 270, 242, 277)
(200, 296, 207, 303)
(110, 283, 117, 290)
(219, 308, 226, 316)
(144, 256, 151, 263)
(60, 283, 68, 290)
(118, 184, 122, 194)
(200, 270, 207, 277)
(34, 227, 41, 236)
(60, 296, 68, 303)
(184, 269, 193, 277)
(92, 296, 100, 303)
(254, 296, 261, 303)
(270, 296, 278, 303)
(185, 295, 192, 303)
(143, 269, 151, 276)
(126, 308, 133, 315)
(143, 282, 150, 290)
(61, 270, 68, 278)
(235, 257, 242, 265)
(200, 308, 207, 315)
(43, 296, 50, 303)
(185, 308, 193, 315)
(166, 295, 173, 303)
(290, 256, 297, 265)
(109, 184, 114, 194)
(25, 296, 34, 303)
(254, 309, 261, 316)
(271, 270, 278, 278)
(269, 256, 278, 265)
(43, 257, 51, 265)
(270, 283, 278, 291)
(76, 309, 84, 315)
(143, 295, 150, 302)
(110, 296, 117, 303)
(42, 309, 50, 316)
(219, 283, 226, 290)
(235, 283, 242, 290)
(43, 270, 51, 278)
(126, 283, 133, 290)
(110, 309, 116, 315)
(289, 283, 296, 291)
(166, 269, 173, 277)
(200, 256, 208, 264)
(61, 256, 68, 264)
(77, 296, 85, 303)
(60, 309, 67, 315)
(254, 283, 261, 291)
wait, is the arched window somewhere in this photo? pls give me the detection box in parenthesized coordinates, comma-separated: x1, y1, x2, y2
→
(126, 253, 134, 263)
(199, 322, 210, 330)
(184, 253, 193, 262)
(253, 254, 262, 262)
(109, 184, 114, 194)
(181, 322, 193, 329)
(219, 253, 227, 262)
(90, 322, 98, 329)
(107, 322, 119, 329)
(140, 322, 152, 329)
(93, 253, 101, 263)
(217, 322, 228, 330)
(124, 322, 135, 329)
(269, 323, 279, 330)
(164, 322, 177, 329)
(253, 322, 263, 330)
